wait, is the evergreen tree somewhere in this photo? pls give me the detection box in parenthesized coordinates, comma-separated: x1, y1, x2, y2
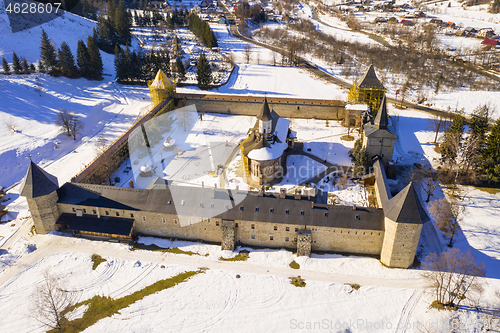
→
(196, 52, 211, 90)
(21, 57, 29, 74)
(58, 42, 78, 77)
(162, 51, 170, 76)
(175, 56, 185, 82)
(469, 104, 491, 145)
(87, 35, 103, 79)
(2, 56, 10, 74)
(114, 45, 126, 82)
(482, 118, 500, 182)
(29, 63, 36, 72)
(440, 112, 466, 165)
(38, 59, 45, 73)
(40, 29, 57, 71)
(114, 0, 132, 45)
(12, 52, 21, 74)
(77, 40, 91, 77)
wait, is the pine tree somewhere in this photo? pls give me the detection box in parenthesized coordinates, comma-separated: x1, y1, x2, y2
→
(440, 112, 466, 165)
(162, 51, 170, 76)
(40, 29, 57, 72)
(21, 57, 29, 74)
(87, 35, 103, 79)
(29, 63, 36, 72)
(175, 56, 185, 82)
(58, 42, 78, 77)
(38, 59, 45, 73)
(196, 52, 211, 89)
(469, 104, 491, 145)
(77, 40, 91, 78)
(114, 45, 125, 82)
(2, 56, 10, 74)
(114, 0, 132, 45)
(12, 52, 21, 74)
(482, 118, 500, 182)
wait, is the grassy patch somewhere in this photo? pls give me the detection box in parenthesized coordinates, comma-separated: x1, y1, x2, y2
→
(290, 276, 306, 287)
(131, 243, 203, 256)
(219, 250, 250, 261)
(289, 260, 300, 269)
(429, 300, 458, 311)
(474, 186, 500, 195)
(91, 254, 107, 270)
(346, 283, 361, 290)
(53, 270, 203, 333)
(340, 135, 355, 141)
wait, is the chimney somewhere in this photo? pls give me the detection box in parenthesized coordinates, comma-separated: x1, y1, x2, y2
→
(279, 188, 286, 199)
(294, 189, 301, 200)
(311, 202, 314, 209)
(352, 206, 357, 211)
(96, 208, 100, 218)
(129, 180, 134, 188)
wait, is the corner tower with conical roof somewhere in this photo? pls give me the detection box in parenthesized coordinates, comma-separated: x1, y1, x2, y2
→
(348, 64, 385, 113)
(363, 96, 398, 167)
(19, 161, 61, 234)
(148, 69, 176, 109)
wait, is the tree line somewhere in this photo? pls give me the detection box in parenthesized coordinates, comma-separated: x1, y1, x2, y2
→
(187, 13, 218, 48)
(114, 46, 171, 83)
(94, 0, 132, 53)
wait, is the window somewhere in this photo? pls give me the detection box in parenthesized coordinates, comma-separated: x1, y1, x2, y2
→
(93, 210, 96, 214)
(274, 226, 277, 231)
(167, 200, 171, 204)
(235, 223, 238, 227)
(216, 221, 220, 226)
(83, 209, 86, 214)
(130, 213, 134, 218)
(105, 211, 109, 216)
(294, 238, 297, 242)
(251, 224, 255, 229)
(285, 209, 289, 214)
(270, 236, 274, 241)
(240, 206, 244, 211)
(285, 237, 289, 242)
(255, 207, 259, 212)
(295, 227, 298, 232)
(355, 215, 360, 220)
(174, 219, 178, 224)
(270, 208, 274, 213)
(143, 216, 146, 221)
(324, 212, 328, 217)
(162, 218, 166, 224)
(300, 211, 304, 216)
(116, 212, 119, 216)
(72, 208, 76, 212)
(200, 203, 204, 208)
(211, 204, 215, 208)
(286, 227, 289, 232)
(251, 234, 255, 239)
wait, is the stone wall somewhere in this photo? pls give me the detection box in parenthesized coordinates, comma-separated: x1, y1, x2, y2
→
(380, 218, 422, 268)
(297, 230, 312, 257)
(365, 137, 396, 166)
(177, 94, 346, 120)
(373, 158, 392, 208)
(28, 191, 60, 234)
(221, 220, 236, 251)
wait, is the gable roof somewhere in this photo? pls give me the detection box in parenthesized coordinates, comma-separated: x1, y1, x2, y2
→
(383, 182, 429, 224)
(374, 95, 389, 129)
(356, 65, 384, 89)
(19, 161, 59, 198)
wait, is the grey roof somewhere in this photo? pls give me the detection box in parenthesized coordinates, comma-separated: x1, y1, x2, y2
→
(57, 183, 385, 230)
(364, 124, 398, 139)
(374, 95, 389, 129)
(57, 213, 133, 237)
(373, 157, 392, 207)
(384, 182, 429, 224)
(356, 65, 384, 89)
(257, 98, 273, 122)
(19, 161, 59, 198)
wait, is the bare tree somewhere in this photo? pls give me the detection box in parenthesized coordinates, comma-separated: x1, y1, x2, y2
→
(422, 248, 485, 309)
(94, 133, 108, 154)
(56, 109, 83, 140)
(427, 115, 448, 144)
(243, 44, 252, 64)
(69, 114, 84, 140)
(30, 271, 76, 333)
(411, 167, 441, 202)
(428, 197, 465, 247)
(271, 49, 277, 66)
(5, 118, 19, 133)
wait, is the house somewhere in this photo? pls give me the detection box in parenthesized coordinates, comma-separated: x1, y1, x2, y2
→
(374, 17, 387, 23)
(464, 26, 477, 36)
(401, 19, 414, 26)
(446, 21, 456, 29)
(478, 28, 495, 39)
(481, 39, 498, 48)
(387, 17, 398, 24)
(455, 29, 467, 37)
(429, 18, 443, 26)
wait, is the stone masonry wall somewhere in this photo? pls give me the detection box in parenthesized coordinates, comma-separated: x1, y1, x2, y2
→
(28, 191, 60, 234)
(380, 218, 423, 268)
(297, 230, 312, 257)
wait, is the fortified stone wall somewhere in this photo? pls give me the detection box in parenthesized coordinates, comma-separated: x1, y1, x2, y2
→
(380, 218, 422, 268)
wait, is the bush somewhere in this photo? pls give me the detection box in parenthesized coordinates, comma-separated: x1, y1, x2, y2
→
(289, 260, 300, 269)
(91, 254, 107, 270)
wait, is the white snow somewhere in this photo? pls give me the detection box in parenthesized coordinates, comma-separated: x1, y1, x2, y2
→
(247, 118, 289, 161)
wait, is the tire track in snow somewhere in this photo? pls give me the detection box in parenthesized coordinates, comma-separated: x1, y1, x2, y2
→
(394, 289, 423, 333)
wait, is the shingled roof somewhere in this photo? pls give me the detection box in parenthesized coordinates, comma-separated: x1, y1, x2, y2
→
(19, 161, 59, 198)
(356, 64, 384, 88)
(257, 97, 273, 122)
(374, 95, 389, 129)
(383, 182, 429, 224)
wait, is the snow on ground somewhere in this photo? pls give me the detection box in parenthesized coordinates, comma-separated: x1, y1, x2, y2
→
(278, 155, 327, 188)
(317, 171, 369, 207)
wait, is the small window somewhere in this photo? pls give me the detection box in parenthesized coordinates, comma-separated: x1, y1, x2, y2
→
(116, 212, 119, 216)
(167, 200, 171, 204)
(130, 213, 134, 218)
(270, 208, 274, 213)
(295, 227, 298, 232)
(285, 209, 289, 214)
(162, 218, 166, 223)
(270, 236, 274, 241)
(105, 211, 109, 216)
(83, 209, 86, 214)
(174, 219, 178, 224)
(235, 223, 238, 227)
(255, 207, 259, 212)
(200, 203, 204, 208)
(285, 237, 289, 241)
(93, 210, 96, 214)
(324, 212, 328, 217)
(240, 206, 244, 211)
(72, 208, 76, 212)
(274, 226, 277, 231)
(251, 234, 255, 239)
(181, 200, 185, 205)
(300, 211, 304, 216)
(211, 204, 215, 208)
(251, 224, 255, 229)
(356, 215, 360, 220)
(286, 227, 289, 232)
(294, 238, 297, 242)
(143, 216, 146, 221)
(216, 221, 220, 226)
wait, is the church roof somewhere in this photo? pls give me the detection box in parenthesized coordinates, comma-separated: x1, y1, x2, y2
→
(150, 69, 173, 89)
(356, 64, 384, 89)
(374, 95, 389, 129)
(19, 161, 59, 198)
(257, 98, 273, 122)
(383, 182, 429, 224)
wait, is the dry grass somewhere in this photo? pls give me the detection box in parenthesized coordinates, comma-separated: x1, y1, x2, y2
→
(219, 250, 250, 262)
(290, 276, 306, 287)
(91, 254, 107, 270)
(289, 260, 300, 269)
